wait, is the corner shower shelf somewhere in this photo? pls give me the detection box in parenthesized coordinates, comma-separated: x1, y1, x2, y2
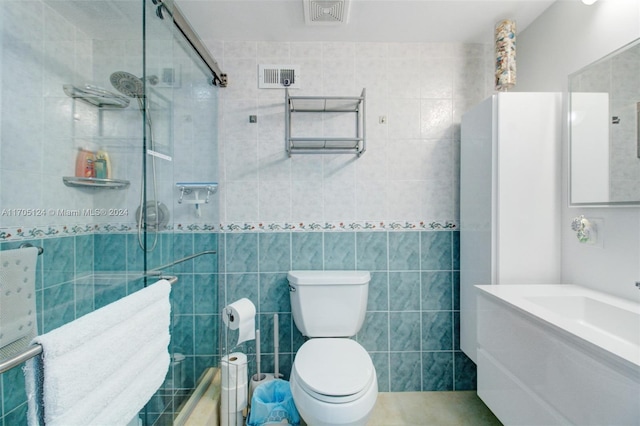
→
(63, 84, 130, 109)
(63, 176, 130, 189)
(285, 88, 366, 156)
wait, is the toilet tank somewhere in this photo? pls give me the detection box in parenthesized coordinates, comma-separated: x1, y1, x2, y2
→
(287, 270, 370, 338)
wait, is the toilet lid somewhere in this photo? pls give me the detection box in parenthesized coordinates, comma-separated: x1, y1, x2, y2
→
(294, 338, 373, 397)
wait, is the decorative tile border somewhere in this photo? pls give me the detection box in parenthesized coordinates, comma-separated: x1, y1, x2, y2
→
(220, 220, 457, 232)
(0, 222, 218, 242)
(0, 220, 457, 241)
(174, 223, 217, 232)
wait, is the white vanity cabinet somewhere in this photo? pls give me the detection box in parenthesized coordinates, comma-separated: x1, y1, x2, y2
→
(476, 288, 640, 425)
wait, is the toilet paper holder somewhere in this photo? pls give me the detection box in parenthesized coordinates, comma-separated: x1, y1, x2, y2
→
(224, 308, 234, 323)
(222, 298, 256, 346)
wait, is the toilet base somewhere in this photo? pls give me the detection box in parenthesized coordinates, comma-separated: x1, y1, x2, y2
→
(290, 368, 378, 426)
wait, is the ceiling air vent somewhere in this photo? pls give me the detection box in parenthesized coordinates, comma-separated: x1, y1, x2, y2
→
(303, 0, 351, 25)
(258, 64, 301, 89)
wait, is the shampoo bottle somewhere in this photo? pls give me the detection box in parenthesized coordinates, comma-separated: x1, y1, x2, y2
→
(94, 159, 106, 179)
(96, 149, 112, 179)
(75, 148, 96, 178)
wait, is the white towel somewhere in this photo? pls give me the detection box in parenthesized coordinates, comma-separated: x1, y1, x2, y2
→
(0, 246, 39, 356)
(24, 279, 172, 426)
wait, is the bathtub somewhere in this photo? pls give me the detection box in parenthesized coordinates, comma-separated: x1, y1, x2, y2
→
(174, 367, 221, 426)
(475, 284, 640, 425)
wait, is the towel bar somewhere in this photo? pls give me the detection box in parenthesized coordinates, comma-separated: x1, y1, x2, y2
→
(0, 344, 42, 373)
(0, 275, 178, 375)
(19, 243, 43, 255)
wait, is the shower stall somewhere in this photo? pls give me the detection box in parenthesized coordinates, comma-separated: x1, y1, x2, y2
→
(0, 0, 222, 423)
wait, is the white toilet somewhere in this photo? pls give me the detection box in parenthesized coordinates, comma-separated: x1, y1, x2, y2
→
(287, 270, 378, 426)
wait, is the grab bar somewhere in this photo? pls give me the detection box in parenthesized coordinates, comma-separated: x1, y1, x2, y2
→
(146, 250, 217, 275)
(0, 275, 178, 375)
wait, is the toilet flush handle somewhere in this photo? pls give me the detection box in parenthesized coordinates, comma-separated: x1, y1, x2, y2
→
(289, 284, 296, 292)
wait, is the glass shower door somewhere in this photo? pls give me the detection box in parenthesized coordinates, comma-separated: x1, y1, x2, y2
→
(138, 1, 178, 423)
(0, 0, 147, 423)
(141, 0, 220, 424)
(0, 0, 219, 423)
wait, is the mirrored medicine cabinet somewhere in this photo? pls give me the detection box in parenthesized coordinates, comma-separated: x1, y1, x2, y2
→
(569, 38, 640, 206)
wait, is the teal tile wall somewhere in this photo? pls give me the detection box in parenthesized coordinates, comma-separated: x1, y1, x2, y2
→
(1, 229, 472, 425)
(0, 232, 218, 426)
(219, 230, 476, 393)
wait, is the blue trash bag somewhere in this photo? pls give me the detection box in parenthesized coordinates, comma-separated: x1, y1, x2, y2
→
(247, 379, 300, 426)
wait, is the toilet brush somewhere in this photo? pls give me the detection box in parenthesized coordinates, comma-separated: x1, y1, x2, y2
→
(255, 329, 263, 381)
(274, 313, 283, 379)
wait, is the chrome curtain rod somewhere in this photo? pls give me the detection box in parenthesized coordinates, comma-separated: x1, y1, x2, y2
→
(0, 276, 179, 375)
(151, 0, 227, 87)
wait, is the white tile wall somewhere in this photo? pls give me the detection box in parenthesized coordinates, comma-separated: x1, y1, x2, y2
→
(0, 1, 95, 228)
(216, 41, 493, 225)
(1, 4, 492, 230)
(0, 0, 220, 229)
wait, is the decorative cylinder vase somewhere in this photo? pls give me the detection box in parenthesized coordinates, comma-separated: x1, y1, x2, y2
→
(495, 19, 516, 91)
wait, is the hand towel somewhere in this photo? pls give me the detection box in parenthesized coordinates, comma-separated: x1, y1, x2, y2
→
(24, 279, 172, 426)
(0, 246, 39, 358)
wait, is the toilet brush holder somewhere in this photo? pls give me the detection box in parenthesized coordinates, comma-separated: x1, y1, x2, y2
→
(249, 372, 275, 405)
(249, 329, 276, 406)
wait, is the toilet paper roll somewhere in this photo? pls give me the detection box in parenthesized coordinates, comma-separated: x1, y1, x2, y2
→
(222, 298, 256, 346)
(221, 352, 248, 388)
(221, 382, 248, 411)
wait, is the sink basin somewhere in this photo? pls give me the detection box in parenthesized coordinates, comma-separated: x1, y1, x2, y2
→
(475, 284, 640, 368)
(525, 295, 640, 346)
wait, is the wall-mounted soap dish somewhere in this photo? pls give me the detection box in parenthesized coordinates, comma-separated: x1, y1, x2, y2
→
(176, 182, 218, 217)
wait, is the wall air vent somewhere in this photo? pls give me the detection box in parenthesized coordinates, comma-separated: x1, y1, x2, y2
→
(258, 64, 301, 89)
(303, 0, 351, 25)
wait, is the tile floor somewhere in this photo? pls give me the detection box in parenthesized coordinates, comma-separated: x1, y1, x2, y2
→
(367, 391, 502, 425)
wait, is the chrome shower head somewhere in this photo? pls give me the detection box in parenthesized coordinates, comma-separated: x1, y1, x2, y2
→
(110, 71, 145, 98)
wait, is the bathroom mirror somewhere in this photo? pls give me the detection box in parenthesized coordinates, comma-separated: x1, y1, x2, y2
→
(569, 38, 640, 206)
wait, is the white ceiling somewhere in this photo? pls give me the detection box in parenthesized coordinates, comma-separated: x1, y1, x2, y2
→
(177, 0, 557, 44)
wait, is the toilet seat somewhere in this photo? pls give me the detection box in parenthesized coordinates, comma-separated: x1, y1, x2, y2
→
(293, 338, 374, 403)
(294, 368, 374, 404)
